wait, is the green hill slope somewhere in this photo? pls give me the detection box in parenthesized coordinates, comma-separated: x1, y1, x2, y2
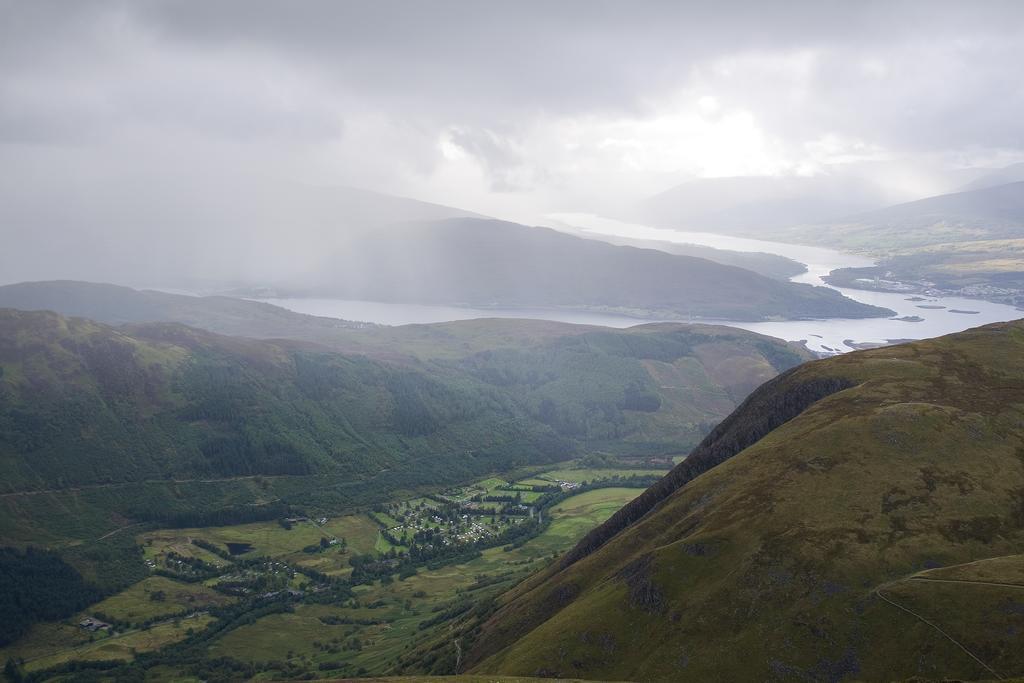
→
(0, 308, 809, 545)
(461, 320, 1024, 681)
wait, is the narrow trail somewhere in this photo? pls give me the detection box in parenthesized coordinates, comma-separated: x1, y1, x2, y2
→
(1, 469, 393, 499)
(909, 576, 1024, 589)
(874, 585, 1002, 680)
(96, 522, 145, 541)
(0, 474, 283, 498)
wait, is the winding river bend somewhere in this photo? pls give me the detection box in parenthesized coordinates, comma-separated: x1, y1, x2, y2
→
(552, 213, 1024, 353)
(259, 213, 1023, 354)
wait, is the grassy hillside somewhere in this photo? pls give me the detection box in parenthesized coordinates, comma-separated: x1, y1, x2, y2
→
(0, 309, 566, 493)
(0, 308, 809, 546)
(461, 320, 1024, 681)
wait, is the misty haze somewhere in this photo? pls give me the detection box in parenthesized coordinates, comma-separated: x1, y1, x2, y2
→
(2, 2, 1024, 682)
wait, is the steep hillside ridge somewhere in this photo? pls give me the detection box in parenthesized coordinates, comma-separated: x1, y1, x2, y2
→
(464, 320, 1024, 681)
(559, 370, 855, 569)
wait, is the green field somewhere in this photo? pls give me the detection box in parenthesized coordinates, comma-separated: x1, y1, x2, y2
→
(516, 478, 555, 487)
(372, 511, 403, 528)
(472, 477, 510, 491)
(541, 488, 644, 553)
(330, 677, 616, 682)
(529, 468, 667, 484)
(207, 487, 645, 676)
(141, 513, 382, 561)
(1, 614, 214, 672)
(87, 575, 232, 623)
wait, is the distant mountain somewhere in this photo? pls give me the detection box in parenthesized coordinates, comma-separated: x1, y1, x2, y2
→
(957, 162, 1024, 192)
(311, 218, 890, 321)
(548, 221, 806, 280)
(632, 174, 888, 233)
(0, 179, 482, 288)
(781, 180, 1024, 253)
(630, 164, 1003, 239)
(461, 320, 1024, 681)
(612, 236, 806, 280)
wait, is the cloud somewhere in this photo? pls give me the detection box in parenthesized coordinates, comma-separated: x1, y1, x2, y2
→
(2, 0, 1024, 283)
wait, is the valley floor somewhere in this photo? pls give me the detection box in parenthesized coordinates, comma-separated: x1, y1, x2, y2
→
(0, 462, 660, 681)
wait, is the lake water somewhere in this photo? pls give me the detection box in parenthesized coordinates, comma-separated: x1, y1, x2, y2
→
(259, 213, 1024, 354)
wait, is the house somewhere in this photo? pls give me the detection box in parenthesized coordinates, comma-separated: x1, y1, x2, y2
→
(79, 617, 110, 632)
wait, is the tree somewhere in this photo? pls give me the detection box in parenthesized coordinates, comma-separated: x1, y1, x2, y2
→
(4, 659, 24, 683)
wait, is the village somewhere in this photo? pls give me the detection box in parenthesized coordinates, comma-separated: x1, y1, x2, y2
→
(367, 476, 584, 551)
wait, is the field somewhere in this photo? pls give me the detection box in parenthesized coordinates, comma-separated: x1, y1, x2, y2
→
(0, 614, 213, 673)
(319, 677, 612, 682)
(540, 488, 644, 553)
(141, 514, 382, 559)
(87, 575, 233, 623)
(139, 512, 386, 581)
(530, 468, 666, 484)
(207, 486, 644, 677)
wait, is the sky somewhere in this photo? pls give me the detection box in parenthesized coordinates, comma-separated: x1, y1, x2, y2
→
(2, 0, 1024, 284)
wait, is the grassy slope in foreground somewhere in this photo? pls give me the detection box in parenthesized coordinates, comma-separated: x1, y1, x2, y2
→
(466, 320, 1024, 681)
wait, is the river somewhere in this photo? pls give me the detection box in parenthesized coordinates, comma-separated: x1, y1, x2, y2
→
(258, 213, 1024, 354)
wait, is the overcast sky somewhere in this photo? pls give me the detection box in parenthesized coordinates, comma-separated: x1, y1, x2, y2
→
(3, 0, 1024, 283)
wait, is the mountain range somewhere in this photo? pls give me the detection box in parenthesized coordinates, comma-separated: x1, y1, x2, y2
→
(629, 162, 1024, 240)
(1, 173, 892, 322)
